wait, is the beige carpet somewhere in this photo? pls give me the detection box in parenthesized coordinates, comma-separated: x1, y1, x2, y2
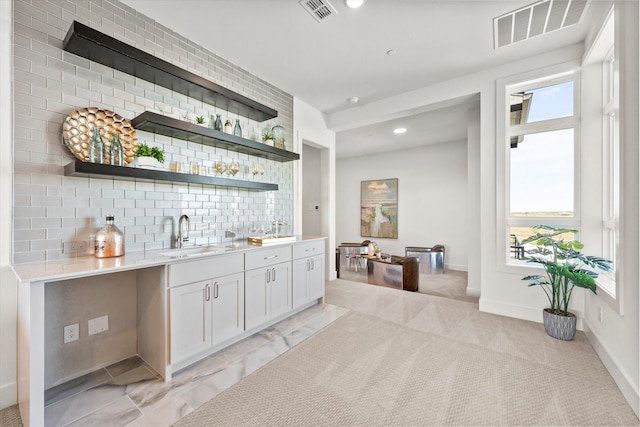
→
(175, 283, 639, 426)
(339, 268, 476, 303)
(0, 404, 22, 427)
(418, 270, 477, 303)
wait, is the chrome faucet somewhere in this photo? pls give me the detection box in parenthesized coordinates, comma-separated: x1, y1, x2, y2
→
(177, 215, 190, 248)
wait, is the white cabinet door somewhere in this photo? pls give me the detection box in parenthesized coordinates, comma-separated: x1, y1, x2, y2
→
(245, 261, 292, 330)
(170, 280, 212, 364)
(269, 261, 292, 319)
(245, 268, 269, 330)
(292, 258, 308, 309)
(212, 272, 245, 345)
(308, 254, 325, 301)
(292, 255, 325, 309)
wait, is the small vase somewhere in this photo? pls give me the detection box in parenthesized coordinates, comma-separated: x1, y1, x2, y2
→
(542, 308, 576, 341)
(224, 120, 233, 134)
(213, 114, 223, 131)
(233, 119, 242, 137)
(89, 128, 105, 164)
(109, 132, 124, 166)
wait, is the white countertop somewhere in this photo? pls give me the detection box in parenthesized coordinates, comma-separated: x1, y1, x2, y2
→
(11, 236, 326, 284)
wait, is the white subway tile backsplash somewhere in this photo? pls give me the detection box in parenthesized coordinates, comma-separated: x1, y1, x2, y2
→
(12, 0, 294, 263)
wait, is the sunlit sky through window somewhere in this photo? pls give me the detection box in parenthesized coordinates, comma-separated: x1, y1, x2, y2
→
(510, 81, 574, 215)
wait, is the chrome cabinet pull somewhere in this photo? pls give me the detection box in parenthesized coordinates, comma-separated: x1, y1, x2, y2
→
(214, 282, 219, 299)
(205, 283, 211, 301)
(266, 270, 270, 283)
(264, 254, 278, 260)
(272, 268, 276, 282)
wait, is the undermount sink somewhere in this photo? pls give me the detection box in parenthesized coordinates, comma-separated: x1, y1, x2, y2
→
(159, 245, 230, 258)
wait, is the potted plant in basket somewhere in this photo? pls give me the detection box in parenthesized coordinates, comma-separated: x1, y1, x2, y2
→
(521, 225, 612, 341)
(132, 143, 165, 169)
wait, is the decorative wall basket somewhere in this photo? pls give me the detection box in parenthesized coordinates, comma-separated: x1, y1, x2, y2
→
(62, 107, 138, 165)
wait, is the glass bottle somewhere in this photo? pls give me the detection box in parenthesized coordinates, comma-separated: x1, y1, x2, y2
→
(224, 119, 233, 134)
(89, 128, 105, 164)
(233, 119, 242, 137)
(213, 114, 223, 131)
(109, 132, 124, 166)
(94, 215, 125, 258)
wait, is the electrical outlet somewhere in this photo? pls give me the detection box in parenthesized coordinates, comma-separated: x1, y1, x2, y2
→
(88, 315, 109, 336)
(63, 241, 87, 254)
(63, 323, 79, 343)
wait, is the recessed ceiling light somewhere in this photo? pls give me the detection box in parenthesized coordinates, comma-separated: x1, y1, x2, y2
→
(347, 96, 359, 104)
(386, 49, 397, 56)
(393, 128, 407, 134)
(345, 0, 366, 9)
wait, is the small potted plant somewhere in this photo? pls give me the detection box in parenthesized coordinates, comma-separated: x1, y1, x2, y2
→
(262, 130, 274, 146)
(133, 143, 165, 169)
(521, 225, 612, 341)
(195, 115, 206, 126)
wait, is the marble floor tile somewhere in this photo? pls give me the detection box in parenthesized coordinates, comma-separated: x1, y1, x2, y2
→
(66, 396, 142, 427)
(45, 383, 127, 427)
(44, 368, 112, 407)
(43, 303, 343, 426)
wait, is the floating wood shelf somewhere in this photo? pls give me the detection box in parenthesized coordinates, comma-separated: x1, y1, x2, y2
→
(131, 112, 300, 162)
(63, 21, 277, 122)
(64, 160, 278, 191)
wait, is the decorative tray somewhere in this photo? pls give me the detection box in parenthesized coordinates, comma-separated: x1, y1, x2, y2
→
(62, 107, 138, 165)
(247, 235, 297, 245)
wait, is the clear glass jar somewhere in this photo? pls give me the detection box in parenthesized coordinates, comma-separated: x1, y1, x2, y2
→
(271, 124, 285, 150)
(94, 215, 125, 258)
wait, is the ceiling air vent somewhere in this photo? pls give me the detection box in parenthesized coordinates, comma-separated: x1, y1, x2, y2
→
(494, 0, 588, 49)
(299, 0, 338, 23)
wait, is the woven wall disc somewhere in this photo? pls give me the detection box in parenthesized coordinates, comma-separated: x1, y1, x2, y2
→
(62, 107, 138, 165)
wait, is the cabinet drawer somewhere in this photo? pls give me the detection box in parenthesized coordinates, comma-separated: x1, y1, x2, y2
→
(168, 253, 244, 287)
(245, 245, 292, 270)
(293, 240, 325, 260)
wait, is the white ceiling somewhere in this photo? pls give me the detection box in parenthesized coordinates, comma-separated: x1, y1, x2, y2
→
(120, 0, 605, 158)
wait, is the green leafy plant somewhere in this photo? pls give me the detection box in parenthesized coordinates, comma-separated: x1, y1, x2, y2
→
(135, 143, 165, 163)
(195, 115, 205, 124)
(521, 225, 612, 316)
(262, 131, 274, 141)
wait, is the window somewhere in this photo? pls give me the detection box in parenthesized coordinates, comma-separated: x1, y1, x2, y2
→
(599, 45, 619, 298)
(504, 75, 580, 263)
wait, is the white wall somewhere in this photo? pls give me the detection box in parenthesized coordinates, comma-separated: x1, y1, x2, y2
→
(582, 1, 639, 415)
(293, 98, 337, 280)
(328, 3, 638, 414)
(302, 144, 322, 236)
(0, 0, 16, 409)
(336, 141, 468, 271)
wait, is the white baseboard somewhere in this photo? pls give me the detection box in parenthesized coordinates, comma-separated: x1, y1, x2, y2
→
(584, 322, 640, 418)
(0, 381, 16, 409)
(478, 298, 585, 330)
(466, 288, 481, 298)
(445, 264, 467, 272)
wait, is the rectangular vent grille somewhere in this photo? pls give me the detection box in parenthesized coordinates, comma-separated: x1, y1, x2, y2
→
(299, 0, 338, 23)
(494, 0, 588, 49)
